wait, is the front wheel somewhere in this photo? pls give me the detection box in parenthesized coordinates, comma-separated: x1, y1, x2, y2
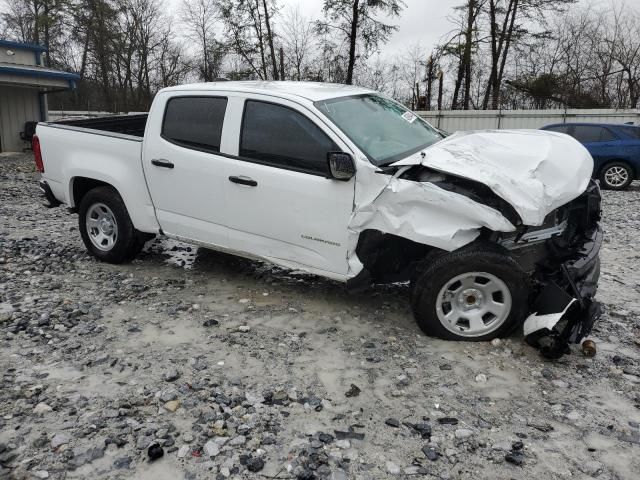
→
(599, 162, 633, 190)
(78, 186, 146, 263)
(411, 247, 530, 341)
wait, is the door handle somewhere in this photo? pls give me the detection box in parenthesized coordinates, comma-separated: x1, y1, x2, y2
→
(229, 175, 258, 187)
(151, 158, 174, 169)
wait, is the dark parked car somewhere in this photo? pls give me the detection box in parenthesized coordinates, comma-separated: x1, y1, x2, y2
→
(541, 122, 640, 190)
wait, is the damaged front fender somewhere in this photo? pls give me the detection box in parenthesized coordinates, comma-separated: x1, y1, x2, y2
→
(346, 163, 516, 277)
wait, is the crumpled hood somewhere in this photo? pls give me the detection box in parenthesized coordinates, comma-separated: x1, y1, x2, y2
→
(392, 129, 594, 226)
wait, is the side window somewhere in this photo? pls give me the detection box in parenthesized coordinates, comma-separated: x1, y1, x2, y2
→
(571, 126, 616, 143)
(240, 100, 339, 175)
(599, 128, 616, 142)
(162, 96, 228, 152)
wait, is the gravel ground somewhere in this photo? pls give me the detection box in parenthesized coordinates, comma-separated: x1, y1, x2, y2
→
(0, 152, 639, 480)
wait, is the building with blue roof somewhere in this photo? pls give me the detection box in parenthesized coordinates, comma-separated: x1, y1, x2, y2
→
(0, 39, 79, 152)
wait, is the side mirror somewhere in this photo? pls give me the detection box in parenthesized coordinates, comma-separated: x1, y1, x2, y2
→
(327, 152, 356, 181)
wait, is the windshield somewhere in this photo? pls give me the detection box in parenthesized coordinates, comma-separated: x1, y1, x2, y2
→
(315, 94, 442, 166)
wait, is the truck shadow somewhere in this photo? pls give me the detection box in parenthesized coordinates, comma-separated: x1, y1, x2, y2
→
(141, 238, 526, 340)
(190, 246, 412, 301)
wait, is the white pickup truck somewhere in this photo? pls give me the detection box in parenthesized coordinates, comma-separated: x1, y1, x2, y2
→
(34, 81, 603, 357)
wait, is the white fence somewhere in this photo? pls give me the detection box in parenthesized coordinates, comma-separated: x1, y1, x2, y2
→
(49, 108, 640, 133)
(416, 109, 640, 132)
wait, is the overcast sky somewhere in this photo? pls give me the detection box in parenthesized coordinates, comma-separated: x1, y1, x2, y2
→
(165, 0, 623, 58)
(272, 0, 619, 57)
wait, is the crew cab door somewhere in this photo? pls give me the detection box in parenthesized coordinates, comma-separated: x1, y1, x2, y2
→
(222, 96, 355, 278)
(142, 94, 231, 246)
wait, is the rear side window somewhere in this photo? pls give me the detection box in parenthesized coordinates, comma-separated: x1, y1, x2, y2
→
(571, 126, 616, 143)
(162, 96, 227, 152)
(240, 100, 339, 175)
(619, 126, 640, 139)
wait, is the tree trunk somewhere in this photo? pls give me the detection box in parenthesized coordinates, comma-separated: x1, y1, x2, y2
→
(87, 0, 112, 111)
(482, 0, 499, 109)
(437, 71, 444, 110)
(279, 46, 285, 80)
(462, 0, 476, 110)
(346, 0, 360, 85)
(43, 1, 50, 65)
(201, 22, 211, 81)
(425, 56, 434, 111)
(452, 55, 464, 109)
(33, 0, 41, 44)
(493, 0, 519, 109)
(482, 0, 518, 110)
(262, 0, 279, 80)
(252, 0, 268, 79)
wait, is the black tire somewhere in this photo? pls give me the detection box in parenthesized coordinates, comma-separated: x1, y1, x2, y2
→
(78, 186, 146, 263)
(599, 162, 633, 190)
(411, 246, 530, 341)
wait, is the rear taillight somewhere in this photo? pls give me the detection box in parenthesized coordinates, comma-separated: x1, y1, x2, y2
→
(32, 134, 44, 173)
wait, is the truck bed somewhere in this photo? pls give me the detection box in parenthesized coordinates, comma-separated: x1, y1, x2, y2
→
(54, 114, 148, 137)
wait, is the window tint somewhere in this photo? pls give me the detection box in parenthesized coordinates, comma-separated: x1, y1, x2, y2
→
(545, 125, 571, 134)
(240, 100, 339, 175)
(619, 126, 640, 139)
(162, 96, 227, 152)
(571, 126, 616, 143)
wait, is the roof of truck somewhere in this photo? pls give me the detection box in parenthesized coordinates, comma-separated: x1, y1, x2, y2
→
(160, 80, 374, 102)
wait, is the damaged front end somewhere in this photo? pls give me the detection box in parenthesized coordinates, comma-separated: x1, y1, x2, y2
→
(501, 180, 603, 359)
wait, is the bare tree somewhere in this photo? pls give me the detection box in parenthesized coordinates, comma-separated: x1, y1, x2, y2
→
(181, 0, 220, 82)
(608, 6, 640, 108)
(219, 0, 279, 80)
(316, 0, 405, 85)
(280, 6, 314, 81)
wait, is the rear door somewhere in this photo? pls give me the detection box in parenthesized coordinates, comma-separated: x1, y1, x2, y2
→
(569, 125, 620, 168)
(222, 96, 356, 278)
(143, 94, 231, 246)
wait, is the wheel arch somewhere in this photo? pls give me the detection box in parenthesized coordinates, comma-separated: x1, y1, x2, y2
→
(70, 176, 113, 211)
(67, 174, 160, 234)
(354, 229, 447, 284)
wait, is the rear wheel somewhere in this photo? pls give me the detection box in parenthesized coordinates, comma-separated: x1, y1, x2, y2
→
(599, 162, 633, 190)
(78, 186, 146, 263)
(411, 247, 530, 341)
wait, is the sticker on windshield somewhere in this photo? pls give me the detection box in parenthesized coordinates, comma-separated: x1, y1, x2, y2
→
(402, 111, 417, 124)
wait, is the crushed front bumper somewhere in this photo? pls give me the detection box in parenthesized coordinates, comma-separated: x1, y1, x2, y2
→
(524, 226, 602, 358)
(523, 182, 603, 358)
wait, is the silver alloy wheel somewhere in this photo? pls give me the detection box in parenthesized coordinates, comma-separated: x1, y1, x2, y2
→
(604, 165, 629, 188)
(86, 202, 118, 251)
(436, 271, 512, 338)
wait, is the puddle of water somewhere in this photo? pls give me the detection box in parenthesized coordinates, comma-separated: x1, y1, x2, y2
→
(143, 237, 199, 269)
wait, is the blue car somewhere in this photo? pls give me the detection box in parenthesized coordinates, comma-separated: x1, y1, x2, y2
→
(541, 122, 640, 190)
